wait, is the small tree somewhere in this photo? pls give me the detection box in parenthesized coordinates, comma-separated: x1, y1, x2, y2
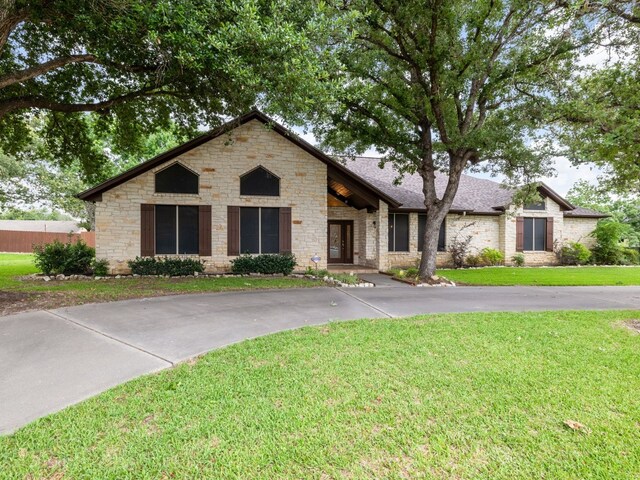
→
(591, 220, 628, 265)
(447, 222, 476, 269)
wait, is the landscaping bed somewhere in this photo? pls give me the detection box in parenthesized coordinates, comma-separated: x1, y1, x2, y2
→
(2, 310, 639, 478)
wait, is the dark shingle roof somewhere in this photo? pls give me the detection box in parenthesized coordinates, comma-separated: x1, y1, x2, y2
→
(341, 157, 608, 218)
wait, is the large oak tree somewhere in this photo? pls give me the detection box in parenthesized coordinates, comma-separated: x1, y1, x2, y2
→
(0, 0, 321, 177)
(309, 0, 601, 279)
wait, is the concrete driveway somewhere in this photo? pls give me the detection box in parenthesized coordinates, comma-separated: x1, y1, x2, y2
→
(2, 279, 640, 434)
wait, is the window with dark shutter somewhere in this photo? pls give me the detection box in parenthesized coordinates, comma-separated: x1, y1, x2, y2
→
(240, 166, 280, 196)
(154, 205, 199, 254)
(522, 217, 547, 251)
(155, 163, 199, 194)
(239, 207, 280, 254)
(388, 213, 409, 252)
(418, 215, 446, 252)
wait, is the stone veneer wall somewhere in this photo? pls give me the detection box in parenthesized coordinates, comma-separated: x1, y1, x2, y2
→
(385, 213, 501, 269)
(562, 217, 598, 249)
(94, 120, 328, 274)
(503, 199, 563, 265)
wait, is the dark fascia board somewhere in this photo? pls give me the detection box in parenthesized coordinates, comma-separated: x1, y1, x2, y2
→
(389, 207, 502, 216)
(537, 182, 574, 211)
(563, 212, 610, 219)
(77, 109, 402, 208)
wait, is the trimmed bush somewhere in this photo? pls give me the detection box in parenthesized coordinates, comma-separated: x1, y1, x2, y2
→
(230, 254, 297, 275)
(511, 253, 525, 267)
(33, 239, 95, 275)
(479, 248, 504, 266)
(91, 258, 110, 276)
(558, 242, 592, 266)
(128, 257, 205, 276)
(465, 254, 482, 267)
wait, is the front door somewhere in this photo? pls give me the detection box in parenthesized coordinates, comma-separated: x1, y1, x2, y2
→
(328, 220, 353, 264)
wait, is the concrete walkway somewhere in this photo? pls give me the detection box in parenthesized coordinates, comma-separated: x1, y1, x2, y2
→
(2, 282, 639, 434)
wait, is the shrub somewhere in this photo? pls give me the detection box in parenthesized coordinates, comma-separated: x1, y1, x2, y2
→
(591, 220, 628, 265)
(558, 242, 591, 265)
(305, 266, 329, 277)
(91, 258, 110, 276)
(478, 248, 504, 266)
(405, 266, 419, 278)
(465, 254, 482, 267)
(33, 239, 95, 275)
(128, 257, 205, 276)
(230, 253, 297, 275)
(621, 248, 640, 265)
(511, 253, 525, 267)
(448, 222, 476, 268)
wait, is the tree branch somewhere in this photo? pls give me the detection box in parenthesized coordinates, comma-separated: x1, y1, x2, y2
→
(0, 54, 98, 89)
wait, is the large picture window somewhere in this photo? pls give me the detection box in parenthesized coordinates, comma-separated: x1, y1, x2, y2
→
(240, 166, 280, 196)
(523, 217, 546, 251)
(155, 205, 199, 254)
(388, 213, 409, 252)
(240, 207, 280, 254)
(418, 215, 446, 252)
(155, 163, 199, 194)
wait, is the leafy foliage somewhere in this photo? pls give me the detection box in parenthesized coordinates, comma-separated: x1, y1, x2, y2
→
(557, 242, 592, 266)
(230, 253, 297, 275)
(0, 0, 323, 176)
(127, 257, 205, 276)
(33, 239, 95, 275)
(567, 180, 639, 246)
(591, 220, 629, 265)
(91, 259, 110, 277)
(511, 253, 525, 267)
(478, 248, 505, 266)
(447, 223, 476, 269)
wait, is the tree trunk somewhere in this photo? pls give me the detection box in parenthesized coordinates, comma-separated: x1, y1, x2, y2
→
(418, 207, 446, 280)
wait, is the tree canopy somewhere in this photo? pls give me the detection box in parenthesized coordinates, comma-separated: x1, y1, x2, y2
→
(0, 0, 323, 176)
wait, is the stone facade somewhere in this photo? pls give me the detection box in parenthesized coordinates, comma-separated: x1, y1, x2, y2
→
(93, 118, 600, 274)
(563, 217, 597, 249)
(95, 120, 328, 274)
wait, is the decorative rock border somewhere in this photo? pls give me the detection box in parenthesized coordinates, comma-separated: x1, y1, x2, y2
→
(23, 272, 376, 287)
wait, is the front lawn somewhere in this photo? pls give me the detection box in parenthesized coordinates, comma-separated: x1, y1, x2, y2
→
(2, 310, 639, 479)
(0, 253, 323, 315)
(439, 266, 640, 286)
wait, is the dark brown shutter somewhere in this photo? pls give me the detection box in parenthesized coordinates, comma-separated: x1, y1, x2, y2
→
(279, 207, 292, 254)
(199, 205, 212, 256)
(546, 217, 554, 252)
(140, 204, 155, 256)
(227, 206, 240, 256)
(515, 217, 524, 252)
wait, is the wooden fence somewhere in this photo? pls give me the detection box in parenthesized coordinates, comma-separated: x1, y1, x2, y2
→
(0, 230, 95, 253)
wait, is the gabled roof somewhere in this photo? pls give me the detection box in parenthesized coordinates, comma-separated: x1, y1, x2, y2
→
(341, 157, 607, 218)
(77, 110, 401, 208)
(78, 109, 605, 219)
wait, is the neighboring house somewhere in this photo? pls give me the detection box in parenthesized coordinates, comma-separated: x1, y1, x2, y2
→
(0, 220, 83, 233)
(78, 110, 606, 274)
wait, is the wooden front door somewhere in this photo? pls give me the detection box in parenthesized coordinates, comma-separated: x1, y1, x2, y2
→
(328, 220, 353, 264)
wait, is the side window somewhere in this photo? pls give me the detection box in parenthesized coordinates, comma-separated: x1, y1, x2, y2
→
(155, 163, 199, 194)
(240, 166, 280, 196)
(388, 213, 409, 252)
(240, 207, 280, 254)
(155, 205, 199, 254)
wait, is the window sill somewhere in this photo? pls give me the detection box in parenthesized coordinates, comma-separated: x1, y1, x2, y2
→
(153, 193, 202, 198)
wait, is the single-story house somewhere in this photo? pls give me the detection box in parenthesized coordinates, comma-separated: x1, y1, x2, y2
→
(78, 110, 607, 274)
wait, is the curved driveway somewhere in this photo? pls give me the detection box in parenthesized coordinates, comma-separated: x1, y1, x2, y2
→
(2, 277, 640, 433)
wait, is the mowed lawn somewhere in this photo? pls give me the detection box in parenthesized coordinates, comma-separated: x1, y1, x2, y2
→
(2, 310, 639, 479)
(440, 266, 640, 286)
(0, 253, 323, 315)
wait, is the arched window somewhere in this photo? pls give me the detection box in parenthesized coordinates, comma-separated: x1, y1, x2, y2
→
(155, 163, 199, 194)
(240, 166, 280, 196)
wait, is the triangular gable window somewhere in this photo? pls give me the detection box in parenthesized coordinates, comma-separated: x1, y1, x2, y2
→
(240, 166, 280, 196)
(155, 163, 199, 194)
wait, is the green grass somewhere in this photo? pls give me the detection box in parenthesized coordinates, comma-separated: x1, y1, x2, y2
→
(0, 253, 323, 314)
(1, 310, 639, 478)
(439, 266, 640, 286)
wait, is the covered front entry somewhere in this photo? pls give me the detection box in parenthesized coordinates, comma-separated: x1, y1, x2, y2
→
(327, 220, 353, 264)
